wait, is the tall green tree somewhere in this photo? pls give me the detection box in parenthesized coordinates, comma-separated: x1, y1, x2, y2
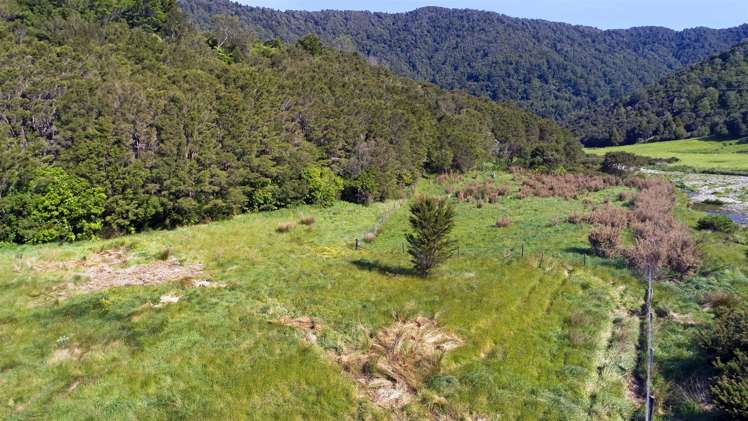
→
(406, 196, 456, 276)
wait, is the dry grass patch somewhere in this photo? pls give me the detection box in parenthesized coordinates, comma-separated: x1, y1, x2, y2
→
(276, 315, 463, 411)
(338, 316, 462, 410)
(276, 222, 295, 233)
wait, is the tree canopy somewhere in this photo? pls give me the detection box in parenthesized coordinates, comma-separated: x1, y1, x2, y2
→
(0, 1, 580, 243)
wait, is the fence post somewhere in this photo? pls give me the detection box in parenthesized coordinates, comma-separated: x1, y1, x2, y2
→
(645, 267, 655, 421)
(521, 243, 525, 257)
(355, 238, 359, 250)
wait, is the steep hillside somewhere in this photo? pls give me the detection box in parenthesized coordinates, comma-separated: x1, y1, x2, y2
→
(180, 0, 748, 122)
(0, 0, 579, 244)
(577, 41, 748, 146)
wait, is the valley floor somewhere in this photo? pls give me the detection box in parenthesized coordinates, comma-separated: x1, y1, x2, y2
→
(585, 137, 748, 174)
(1, 173, 745, 419)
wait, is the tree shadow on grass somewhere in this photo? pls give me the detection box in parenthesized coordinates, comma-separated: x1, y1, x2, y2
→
(563, 246, 591, 256)
(351, 259, 417, 277)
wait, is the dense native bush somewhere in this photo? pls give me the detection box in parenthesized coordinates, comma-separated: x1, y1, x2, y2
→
(183, 0, 748, 126)
(0, 167, 106, 244)
(406, 197, 456, 276)
(0, 0, 582, 243)
(577, 41, 748, 146)
(303, 166, 344, 207)
(600, 152, 649, 175)
(701, 307, 748, 418)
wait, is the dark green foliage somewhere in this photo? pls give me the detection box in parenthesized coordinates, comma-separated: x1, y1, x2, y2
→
(181, 0, 748, 123)
(702, 307, 748, 418)
(600, 152, 647, 175)
(0, 167, 106, 243)
(296, 34, 323, 55)
(406, 197, 456, 276)
(302, 166, 343, 206)
(578, 41, 748, 146)
(0, 1, 579, 244)
(697, 215, 738, 233)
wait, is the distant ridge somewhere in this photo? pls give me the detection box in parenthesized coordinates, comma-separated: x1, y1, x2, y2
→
(180, 0, 748, 125)
(575, 40, 748, 146)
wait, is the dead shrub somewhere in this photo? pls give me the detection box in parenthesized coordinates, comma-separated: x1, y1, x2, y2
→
(495, 217, 511, 228)
(567, 212, 587, 224)
(617, 191, 634, 202)
(587, 203, 631, 229)
(589, 226, 621, 258)
(518, 174, 622, 200)
(276, 222, 295, 233)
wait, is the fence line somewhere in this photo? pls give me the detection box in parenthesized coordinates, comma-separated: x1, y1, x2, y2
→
(645, 268, 654, 421)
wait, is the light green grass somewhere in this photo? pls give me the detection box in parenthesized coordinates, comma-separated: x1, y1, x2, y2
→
(586, 138, 748, 173)
(0, 175, 646, 420)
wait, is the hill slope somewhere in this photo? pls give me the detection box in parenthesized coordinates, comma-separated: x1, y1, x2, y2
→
(179, 0, 748, 122)
(577, 41, 748, 146)
(0, 0, 578, 243)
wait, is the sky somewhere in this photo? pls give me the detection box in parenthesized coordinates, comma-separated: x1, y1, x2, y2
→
(237, 0, 748, 30)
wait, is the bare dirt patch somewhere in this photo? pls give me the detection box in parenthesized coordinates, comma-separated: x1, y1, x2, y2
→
(48, 347, 83, 365)
(77, 258, 205, 292)
(38, 248, 208, 294)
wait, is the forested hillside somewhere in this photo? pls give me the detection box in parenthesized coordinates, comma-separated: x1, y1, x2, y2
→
(179, 0, 748, 122)
(0, 0, 579, 244)
(577, 41, 748, 146)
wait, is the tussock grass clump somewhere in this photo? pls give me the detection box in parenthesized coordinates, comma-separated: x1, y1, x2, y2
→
(155, 248, 172, 261)
(276, 222, 295, 233)
(299, 215, 316, 226)
(495, 217, 511, 228)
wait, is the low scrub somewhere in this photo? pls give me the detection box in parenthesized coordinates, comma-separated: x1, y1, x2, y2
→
(697, 215, 737, 233)
(589, 226, 621, 258)
(518, 174, 622, 199)
(587, 203, 631, 229)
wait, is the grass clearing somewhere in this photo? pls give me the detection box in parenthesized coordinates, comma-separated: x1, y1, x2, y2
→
(585, 138, 748, 173)
(0, 174, 659, 420)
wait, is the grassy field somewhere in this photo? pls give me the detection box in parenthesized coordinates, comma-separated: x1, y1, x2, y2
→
(585, 138, 748, 173)
(1, 173, 746, 419)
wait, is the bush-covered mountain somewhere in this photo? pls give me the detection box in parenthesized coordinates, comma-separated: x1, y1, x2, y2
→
(577, 41, 748, 146)
(179, 0, 748, 122)
(0, 0, 579, 243)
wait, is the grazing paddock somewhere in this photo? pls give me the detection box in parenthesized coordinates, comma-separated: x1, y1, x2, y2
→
(0, 174, 656, 420)
(585, 138, 748, 173)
